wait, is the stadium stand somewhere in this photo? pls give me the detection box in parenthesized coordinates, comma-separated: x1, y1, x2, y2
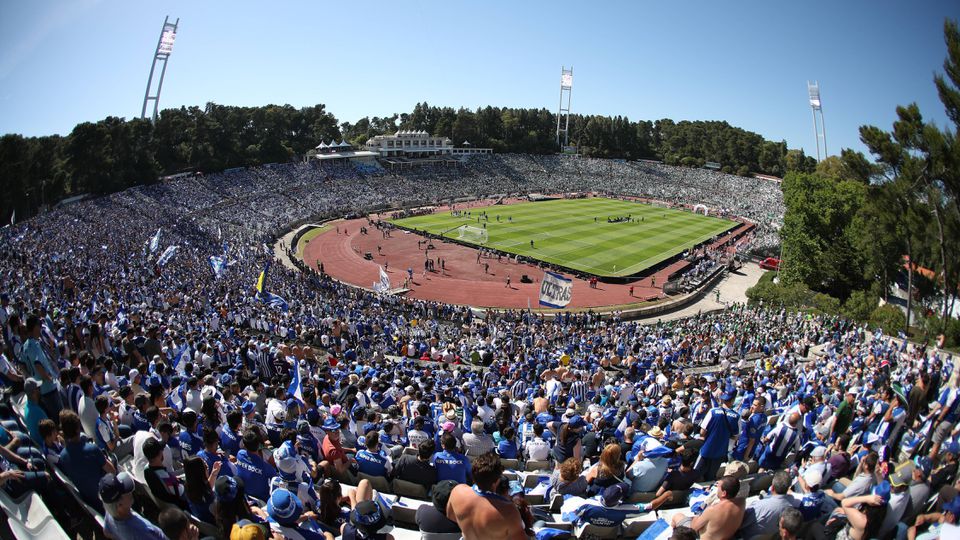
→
(0, 155, 951, 540)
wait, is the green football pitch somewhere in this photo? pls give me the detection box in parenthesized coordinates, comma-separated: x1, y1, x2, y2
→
(390, 198, 737, 277)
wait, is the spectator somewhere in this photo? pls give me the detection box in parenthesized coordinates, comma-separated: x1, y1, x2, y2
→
(392, 439, 437, 490)
(737, 471, 797, 539)
(99, 472, 167, 540)
(416, 479, 461, 534)
(59, 410, 114, 511)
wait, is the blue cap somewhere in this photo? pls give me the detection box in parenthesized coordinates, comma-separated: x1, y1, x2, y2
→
(268, 488, 303, 525)
(98, 472, 135, 503)
(914, 456, 933, 476)
(241, 402, 255, 415)
(872, 481, 891, 504)
(568, 415, 586, 429)
(219, 374, 232, 386)
(285, 398, 298, 409)
(944, 496, 960, 516)
(117, 376, 129, 388)
(322, 417, 340, 431)
(721, 388, 737, 402)
(147, 375, 162, 388)
(946, 441, 960, 455)
(305, 408, 320, 423)
(601, 483, 629, 507)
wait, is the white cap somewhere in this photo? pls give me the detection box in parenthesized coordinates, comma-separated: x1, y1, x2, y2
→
(810, 446, 827, 458)
(803, 469, 823, 490)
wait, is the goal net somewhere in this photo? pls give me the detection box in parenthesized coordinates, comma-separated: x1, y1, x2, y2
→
(456, 225, 489, 244)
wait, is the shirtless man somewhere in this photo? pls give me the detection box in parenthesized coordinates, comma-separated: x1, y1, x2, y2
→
(671, 475, 745, 540)
(447, 452, 527, 540)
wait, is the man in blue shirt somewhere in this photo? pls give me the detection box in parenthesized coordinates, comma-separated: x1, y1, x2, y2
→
(356, 430, 392, 478)
(22, 378, 48, 445)
(59, 410, 115, 512)
(732, 395, 767, 461)
(235, 429, 277, 502)
(697, 388, 740, 481)
(220, 409, 243, 457)
(176, 409, 203, 456)
(99, 472, 167, 540)
(22, 316, 62, 420)
(433, 432, 472, 484)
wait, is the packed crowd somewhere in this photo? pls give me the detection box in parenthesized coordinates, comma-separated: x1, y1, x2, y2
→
(3, 156, 956, 540)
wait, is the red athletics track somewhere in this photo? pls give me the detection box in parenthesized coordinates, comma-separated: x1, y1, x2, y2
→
(301, 202, 677, 310)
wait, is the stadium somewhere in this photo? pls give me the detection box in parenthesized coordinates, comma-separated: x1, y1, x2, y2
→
(1, 6, 960, 540)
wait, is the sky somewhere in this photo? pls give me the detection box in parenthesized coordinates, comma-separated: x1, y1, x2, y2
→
(1, 0, 958, 159)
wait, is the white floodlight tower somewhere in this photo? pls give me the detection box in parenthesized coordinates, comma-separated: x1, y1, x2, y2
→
(141, 16, 179, 122)
(556, 67, 573, 148)
(807, 81, 828, 161)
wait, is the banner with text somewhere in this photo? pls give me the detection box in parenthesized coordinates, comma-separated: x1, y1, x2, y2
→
(539, 271, 573, 308)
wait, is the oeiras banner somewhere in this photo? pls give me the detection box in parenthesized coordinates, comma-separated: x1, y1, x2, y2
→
(539, 271, 573, 308)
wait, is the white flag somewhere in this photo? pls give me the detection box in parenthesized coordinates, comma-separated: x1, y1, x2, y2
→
(539, 271, 573, 308)
(157, 245, 179, 267)
(374, 266, 391, 293)
(149, 228, 161, 254)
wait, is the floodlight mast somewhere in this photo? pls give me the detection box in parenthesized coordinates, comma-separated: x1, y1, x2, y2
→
(807, 81, 828, 161)
(141, 16, 179, 123)
(556, 67, 573, 148)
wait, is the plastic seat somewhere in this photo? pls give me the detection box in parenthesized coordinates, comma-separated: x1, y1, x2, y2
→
(390, 502, 418, 525)
(0, 489, 69, 539)
(524, 474, 549, 489)
(52, 465, 106, 530)
(525, 459, 552, 472)
(392, 478, 429, 500)
(500, 458, 521, 470)
(574, 522, 619, 539)
(358, 473, 392, 494)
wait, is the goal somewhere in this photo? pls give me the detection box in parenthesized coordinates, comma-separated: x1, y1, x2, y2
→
(456, 225, 489, 244)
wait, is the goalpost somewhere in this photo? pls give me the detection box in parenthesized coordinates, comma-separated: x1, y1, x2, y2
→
(455, 225, 489, 244)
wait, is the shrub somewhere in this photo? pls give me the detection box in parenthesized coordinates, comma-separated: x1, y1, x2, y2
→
(868, 304, 906, 334)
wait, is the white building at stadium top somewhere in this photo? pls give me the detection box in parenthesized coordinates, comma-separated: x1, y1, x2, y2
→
(365, 130, 454, 157)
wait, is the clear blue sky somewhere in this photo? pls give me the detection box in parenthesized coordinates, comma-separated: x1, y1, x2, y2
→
(1, 0, 958, 158)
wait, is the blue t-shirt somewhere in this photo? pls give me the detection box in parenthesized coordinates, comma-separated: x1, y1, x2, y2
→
(59, 440, 107, 509)
(356, 449, 390, 477)
(236, 449, 277, 502)
(23, 400, 48, 445)
(498, 439, 519, 459)
(105, 510, 168, 540)
(433, 450, 470, 484)
(733, 412, 767, 460)
(219, 427, 241, 457)
(197, 449, 234, 479)
(699, 407, 739, 460)
(178, 430, 203, 457)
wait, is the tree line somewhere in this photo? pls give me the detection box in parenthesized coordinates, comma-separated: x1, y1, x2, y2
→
(0, 100, 818, 224)
(760, 20, 960, 345)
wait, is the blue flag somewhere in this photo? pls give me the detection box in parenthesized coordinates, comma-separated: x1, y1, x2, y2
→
(171, 343, 190, 372)
(262, 292, 289, 312)
(287, 358, 303, 402)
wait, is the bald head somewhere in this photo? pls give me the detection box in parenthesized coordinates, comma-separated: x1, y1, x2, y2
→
(788, 412, 800, 428)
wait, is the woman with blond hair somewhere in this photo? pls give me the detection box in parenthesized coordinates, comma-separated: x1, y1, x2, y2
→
(593, 443, 626, 490)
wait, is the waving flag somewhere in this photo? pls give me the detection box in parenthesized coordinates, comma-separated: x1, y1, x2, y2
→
(217, 225, 222, 241)
(373, 266, 391, 293)
(254, 261, 288, 310)
(287, 358, 303, 402)
(256, 261, 270, 294)
(209, 255, 227, 279)
(539, 271, 573, 308)
(171, 343, 190, 373)
(149, 228, 162, 254)
(157, 245, 179, 267)
(262, 292, 289, 311)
